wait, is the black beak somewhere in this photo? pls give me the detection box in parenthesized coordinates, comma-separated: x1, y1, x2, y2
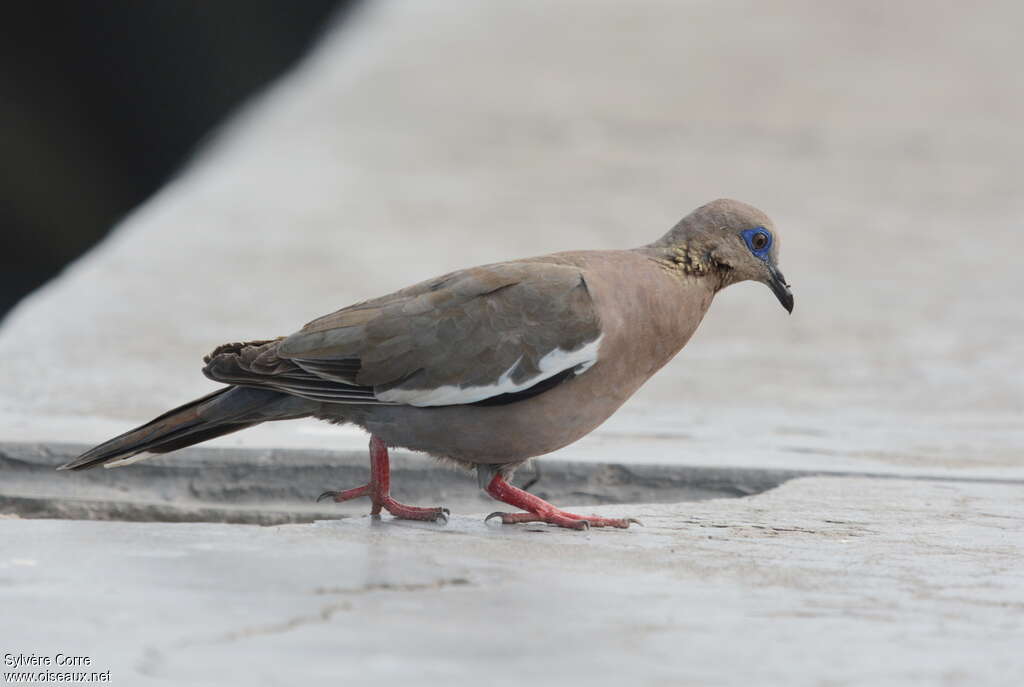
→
(767, 264, 794, 313)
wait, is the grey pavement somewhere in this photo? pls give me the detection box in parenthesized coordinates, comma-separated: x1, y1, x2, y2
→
(2, 478, 1022, 686)
(1, 1, 1022, 685)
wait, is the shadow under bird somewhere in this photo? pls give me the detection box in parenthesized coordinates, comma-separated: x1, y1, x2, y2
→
(59, 199, 794, 530)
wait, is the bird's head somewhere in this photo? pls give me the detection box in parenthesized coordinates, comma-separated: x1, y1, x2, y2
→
(652, 198, 794, 313)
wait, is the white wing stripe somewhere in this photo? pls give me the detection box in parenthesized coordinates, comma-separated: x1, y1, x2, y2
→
(376, 335, 603, 407)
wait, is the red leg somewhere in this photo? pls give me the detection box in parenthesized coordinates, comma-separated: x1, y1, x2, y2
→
(317, 436, 449, 523)
(484, 475, 640, 530)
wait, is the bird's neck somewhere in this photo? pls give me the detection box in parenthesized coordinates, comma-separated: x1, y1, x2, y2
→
(634, 243, 733, 293)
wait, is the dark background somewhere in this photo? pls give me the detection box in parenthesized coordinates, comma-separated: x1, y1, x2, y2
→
(1, 1, 349, 321)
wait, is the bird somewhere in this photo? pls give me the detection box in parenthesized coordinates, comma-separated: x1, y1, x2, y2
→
(58, 198, 793, 530)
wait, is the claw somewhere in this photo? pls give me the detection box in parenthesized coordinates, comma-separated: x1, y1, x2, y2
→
(628, 518, 644, 527)
(485, 511, 505, 524)
(316, 490, 337, 503)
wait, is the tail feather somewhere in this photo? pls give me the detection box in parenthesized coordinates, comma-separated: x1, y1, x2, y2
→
(58, 386, 295, 471)
(137, 420, 260, 455)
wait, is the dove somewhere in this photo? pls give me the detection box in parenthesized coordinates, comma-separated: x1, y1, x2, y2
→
(59, 199, 793, 530)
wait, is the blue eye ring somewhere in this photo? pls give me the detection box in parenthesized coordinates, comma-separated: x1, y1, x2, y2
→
(741, 227, 772, 258)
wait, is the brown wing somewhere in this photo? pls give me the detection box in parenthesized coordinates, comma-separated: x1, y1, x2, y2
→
(204, 260, 603, 407)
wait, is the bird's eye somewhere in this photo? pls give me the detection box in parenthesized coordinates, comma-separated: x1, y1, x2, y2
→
(740, 227, 772, 256)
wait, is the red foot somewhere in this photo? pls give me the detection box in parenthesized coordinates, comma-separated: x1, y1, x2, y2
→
(484, 475, 641, 530)
(317, 436, 449, 523)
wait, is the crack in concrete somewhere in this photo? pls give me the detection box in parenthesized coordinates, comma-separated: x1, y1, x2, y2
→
(662, 517, 878, 537)
(312, 578, 470, 595)
(171, 577, 474, 651)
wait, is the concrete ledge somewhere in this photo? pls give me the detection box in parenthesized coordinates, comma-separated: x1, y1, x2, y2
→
(1, 441, 804, 524)
(5, 442, 1021, 529)
(2, 0, 1021, 485)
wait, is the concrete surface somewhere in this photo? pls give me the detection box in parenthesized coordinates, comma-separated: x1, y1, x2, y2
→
(1, 1, 1023, 686)
(2, 477, 1022, 686)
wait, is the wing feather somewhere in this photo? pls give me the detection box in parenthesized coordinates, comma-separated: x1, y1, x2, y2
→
(205, 260, 602, 407)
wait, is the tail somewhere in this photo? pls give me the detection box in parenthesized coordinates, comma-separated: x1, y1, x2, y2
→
(58, 386, 302, 471)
